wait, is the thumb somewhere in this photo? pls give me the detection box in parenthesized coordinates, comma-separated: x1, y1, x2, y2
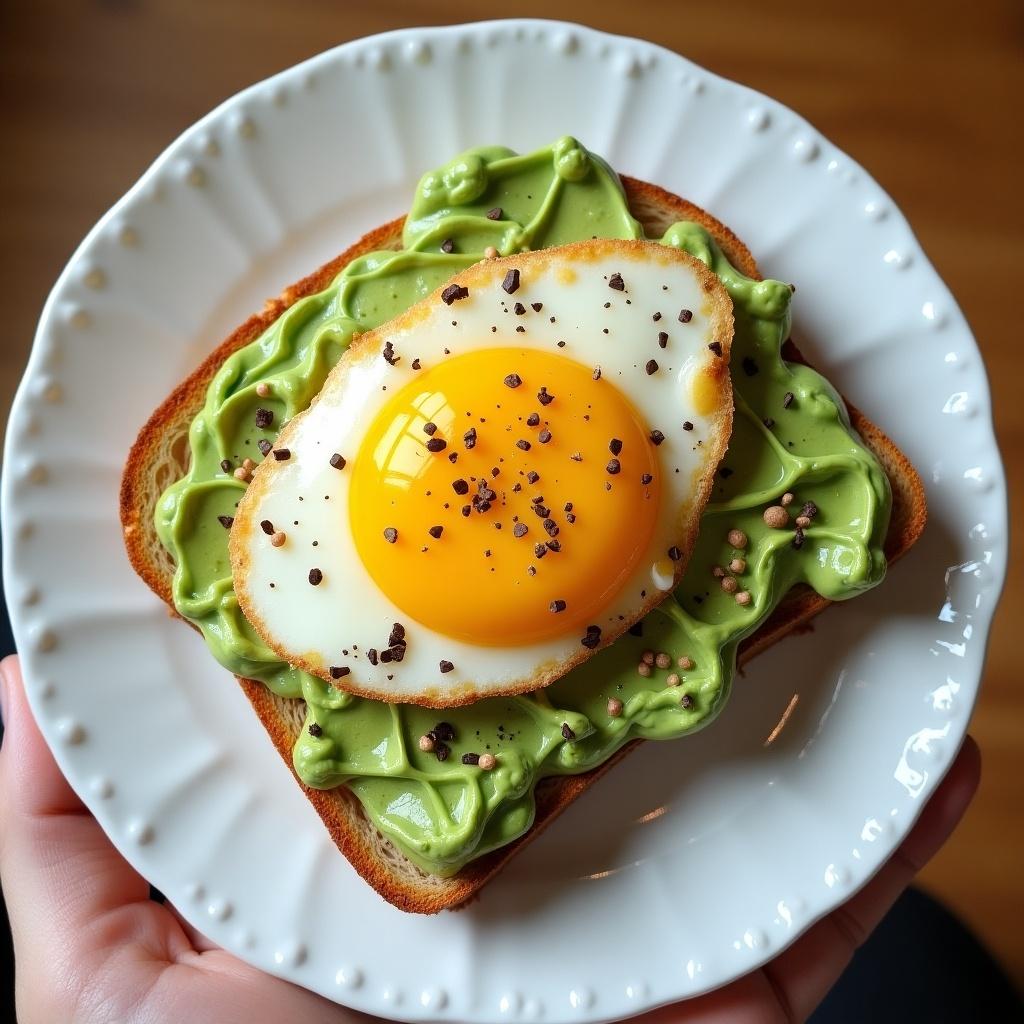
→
(0, 656, 152, 956)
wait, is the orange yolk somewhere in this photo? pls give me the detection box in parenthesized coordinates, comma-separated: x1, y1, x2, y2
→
(349, 348, 661, 645)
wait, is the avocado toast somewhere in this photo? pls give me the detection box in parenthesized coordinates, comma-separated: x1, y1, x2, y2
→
(121, 138, 926, 913)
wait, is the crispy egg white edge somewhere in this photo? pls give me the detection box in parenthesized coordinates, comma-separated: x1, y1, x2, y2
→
(232, 244, 730, 700)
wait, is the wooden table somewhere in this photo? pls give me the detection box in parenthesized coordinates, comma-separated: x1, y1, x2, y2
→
(2, 0, 1020, 989)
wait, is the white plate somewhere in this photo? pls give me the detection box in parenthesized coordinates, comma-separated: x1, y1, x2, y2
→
(2, 20, 1006, 1023)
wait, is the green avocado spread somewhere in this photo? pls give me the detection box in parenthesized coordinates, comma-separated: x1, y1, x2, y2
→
(156, 137, 890, 876)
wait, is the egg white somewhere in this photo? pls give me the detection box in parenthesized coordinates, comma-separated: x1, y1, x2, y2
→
(230, 240, 733, 705)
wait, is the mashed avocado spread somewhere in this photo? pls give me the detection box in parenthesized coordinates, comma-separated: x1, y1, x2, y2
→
(156, 137, 890, 876)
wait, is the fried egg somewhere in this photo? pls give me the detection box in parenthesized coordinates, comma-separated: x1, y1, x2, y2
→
(230, 239, 733, 706)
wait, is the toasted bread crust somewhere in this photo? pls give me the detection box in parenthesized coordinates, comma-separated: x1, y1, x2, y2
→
(120, 175, 927, 914)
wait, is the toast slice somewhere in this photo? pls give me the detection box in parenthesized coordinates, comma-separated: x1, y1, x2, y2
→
(120, 177, 927, 914)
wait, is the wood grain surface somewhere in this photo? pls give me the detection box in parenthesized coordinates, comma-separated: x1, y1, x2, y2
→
(1, 0, 1020, 988)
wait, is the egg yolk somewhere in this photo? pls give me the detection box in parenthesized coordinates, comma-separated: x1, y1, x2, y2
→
(349, 348, 661, 645)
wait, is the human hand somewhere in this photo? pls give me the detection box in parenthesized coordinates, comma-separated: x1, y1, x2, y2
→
(0, 655, 373, 1024)
(0, 654, 979, 1023)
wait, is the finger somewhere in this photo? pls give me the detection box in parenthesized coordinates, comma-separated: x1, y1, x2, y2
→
(762, 735, 981, 1021)
(0, 656, 152, 950)
(170, 948, 378, 1023)
(165, 900, 221, 953)
(632, 970, 787, 1023)
(0, 655, 88, 818)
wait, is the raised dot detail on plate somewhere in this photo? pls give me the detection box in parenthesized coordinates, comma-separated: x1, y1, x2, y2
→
(381, 986, 404, 1006)
(554, 30, 578, 55)
(747, 107, 770, 131)
(942, 391, 970, 416)
(38, 378, 63, 404)
(66, 305, 91, 328)
(128, 819, 155, 845)
(625, 980, 649, 1001)
(568, 987, 594, 1010)
(963, 466, 992, 492)
(56, 718, 85, 745)
(824, 863, 849, 888)
(21, 587, 40, 607)
(233, 114, 256, 139)
(37, 680, 56, 700)
(405, 39, 431, 64)
(185, 164, 206, 188)
(420, 988, 448, 1010)
(775, 899, 796, 927)
(34, 627, 57, 653)
(929, 678, 961, 714)
(860, 817, 885, 842)
(922, 300, 947, 328)
(83, 266, 106, 290)
(235, 929, 256, 949)
(274, 942, 307, 967)
(271, 86, 287, 106)
(617, 53, 642, 77)
(498, 992, 522, 1015)
(883, 248, 912, 270)
(207, 898, 232, 921)
(684, 958, 704, 981)
(18, 521, 34, 543)
(523, 998, 544, 1019)
(335, 965, 364, 989)
(117, 223, 139, 247)
(369, 48, 391, 71)
(91, 776, 114, 799)
(184, 882, 205, 902)
(792, 137, 819, 162)
(26, 461, 48, 485)
(732, 929, 763, 951)
(863, 199, 887, 221)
